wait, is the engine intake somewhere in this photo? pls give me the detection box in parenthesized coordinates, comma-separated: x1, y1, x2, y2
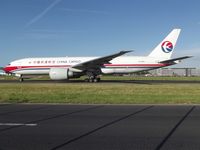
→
(49, 68, 74, 80)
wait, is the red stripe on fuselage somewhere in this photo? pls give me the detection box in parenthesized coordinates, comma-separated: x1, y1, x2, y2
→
(4, 63, 170, 73)
(3, 65, 71, 73)
(3, 66, 18, 73)
(103, 64, 170, 67)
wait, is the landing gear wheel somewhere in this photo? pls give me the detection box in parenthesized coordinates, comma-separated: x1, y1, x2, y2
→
(85, 72, 101, 82)
(89, 78, 94, 83)
(93, 77, 100, 83)
(19, 78, 24, 82)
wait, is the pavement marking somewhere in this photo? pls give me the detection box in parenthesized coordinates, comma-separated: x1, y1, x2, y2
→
(0, 123, 37, 126)
(155, 106, 195, 150)
(51, 105, 153, 150)
(0, 105, 104, 133)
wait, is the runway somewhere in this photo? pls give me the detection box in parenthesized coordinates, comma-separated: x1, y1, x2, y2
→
(0, 104, 200, 150)
(1, 79, 200, 84)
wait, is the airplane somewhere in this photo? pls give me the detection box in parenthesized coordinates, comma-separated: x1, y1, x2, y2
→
(2, 29, 192, 82)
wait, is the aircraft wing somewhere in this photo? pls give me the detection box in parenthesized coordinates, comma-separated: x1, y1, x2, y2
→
(71, 50, 132, 71)
(159, 56, 193, 64)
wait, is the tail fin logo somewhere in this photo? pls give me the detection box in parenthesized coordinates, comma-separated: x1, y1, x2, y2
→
(161, 41, 173, 53)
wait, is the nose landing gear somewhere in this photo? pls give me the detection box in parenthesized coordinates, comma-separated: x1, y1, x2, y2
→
(18, 75, 24, 82)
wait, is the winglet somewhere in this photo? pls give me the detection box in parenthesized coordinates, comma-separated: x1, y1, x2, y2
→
(119, 50, 133, 55)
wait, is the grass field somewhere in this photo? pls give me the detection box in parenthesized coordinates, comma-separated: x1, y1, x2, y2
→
(0, 76, 200, 104)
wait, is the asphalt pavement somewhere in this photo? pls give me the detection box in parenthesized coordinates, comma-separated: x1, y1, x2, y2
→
(0, 104, 199, 150)
(1, 79, 200, 84)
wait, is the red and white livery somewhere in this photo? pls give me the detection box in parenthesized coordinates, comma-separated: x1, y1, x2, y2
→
(3, 29, 191, 82)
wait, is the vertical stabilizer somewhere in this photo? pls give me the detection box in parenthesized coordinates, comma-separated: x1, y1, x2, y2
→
(148, 29, 181, 60)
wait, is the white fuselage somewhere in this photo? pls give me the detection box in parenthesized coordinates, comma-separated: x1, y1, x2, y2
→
(3, 29, 184, 79)
(4, 56, 170, 75)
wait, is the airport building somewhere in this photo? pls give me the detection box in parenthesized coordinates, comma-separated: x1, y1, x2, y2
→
(149, 68, 200, 76)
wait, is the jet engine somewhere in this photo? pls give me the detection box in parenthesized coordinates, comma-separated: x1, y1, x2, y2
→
(49, 68, 74, 80)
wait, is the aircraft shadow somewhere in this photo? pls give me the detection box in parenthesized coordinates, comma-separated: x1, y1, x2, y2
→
(0, 79, 199, 84)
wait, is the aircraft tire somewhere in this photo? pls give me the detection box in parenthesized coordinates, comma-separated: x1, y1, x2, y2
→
(19, 78, 24, 82)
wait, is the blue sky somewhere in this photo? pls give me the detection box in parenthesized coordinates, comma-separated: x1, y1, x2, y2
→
(0, 0, 200, 67)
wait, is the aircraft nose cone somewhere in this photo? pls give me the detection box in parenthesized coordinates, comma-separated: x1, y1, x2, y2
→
(2, 66, 9, 73)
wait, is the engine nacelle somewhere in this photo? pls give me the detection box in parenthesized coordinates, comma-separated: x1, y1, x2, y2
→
(49, 68, 74, 80)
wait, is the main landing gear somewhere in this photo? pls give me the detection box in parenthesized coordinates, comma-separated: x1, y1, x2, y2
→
(84, 71, 101, 83)
(85, 75, 101, 83)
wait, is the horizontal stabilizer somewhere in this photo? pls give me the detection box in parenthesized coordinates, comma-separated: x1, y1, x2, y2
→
(159, 56, 193, 63)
